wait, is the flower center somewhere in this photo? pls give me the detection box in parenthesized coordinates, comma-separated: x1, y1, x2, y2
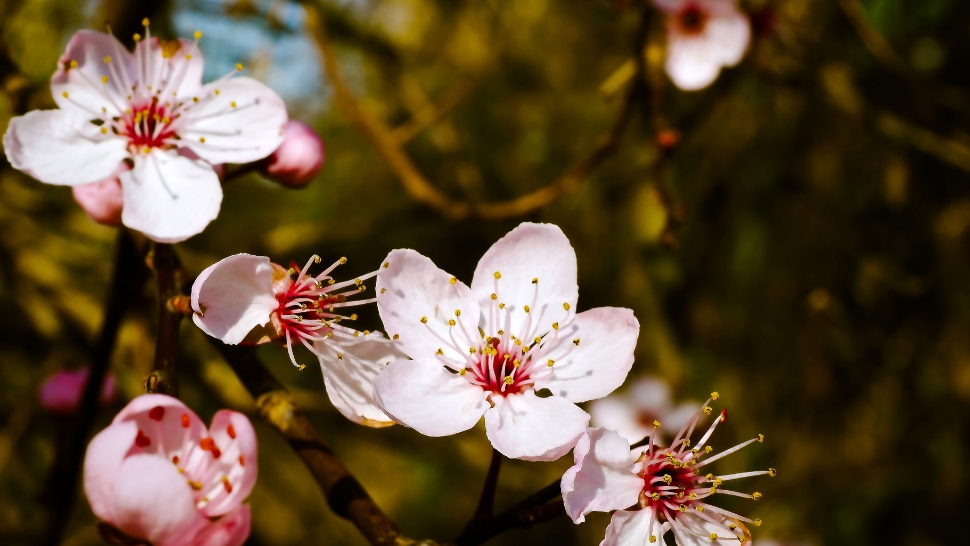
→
(122, 99, 177, 151)
(677, 4, 708, 35)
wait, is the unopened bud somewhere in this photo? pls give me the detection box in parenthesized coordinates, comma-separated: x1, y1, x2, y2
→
(71, 163, 127, 225)
(263, 120, 324, 188)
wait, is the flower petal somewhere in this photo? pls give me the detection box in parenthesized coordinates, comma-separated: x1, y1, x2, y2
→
(110, 454, 209, 546)
(3, 110, 128, 186)
(51, 30, 134, 118)
(72, 165, 126, 226)
(373, 357, 489, 436)
(561, 427, 642, 523)
(673, 513, 746, 545)
(601, 509, 670, 546)
(191, 254, 279, 345)
(112, 394, 208, 458)
(665, 8, 750, 91)
(194, 504, 252, 546)
(83, 420, 138, 524)
(201, 410, 258, 517)
(315, 333, 399, 427)
(134, 37, 205, 99)
(471, 223, 577, 341)
(589, 397, 651, 446)
(484, 390, 589, 461)
(179, 77, 288, 165)
(537, 307, 639, 403)
(119, 149, 222, 242)
(376, 249, 481, 364)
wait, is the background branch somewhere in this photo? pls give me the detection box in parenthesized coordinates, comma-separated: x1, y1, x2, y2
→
(451, 480, 563, 546)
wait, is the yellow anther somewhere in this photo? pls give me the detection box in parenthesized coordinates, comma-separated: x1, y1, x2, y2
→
(758, 434, 764, 442)
(504, 376, 514, 385)
(186, 54, 192, 60)
(448, 320, 456, 327)
(710, 487, 717, 494)
(383, 261, 390, 268)
(469, 348, 477, 354)
(336, 353, 343, 360)
(709, 533, 718, 540)
(298, 364, 306, 371)
(532, 277, 538, 284)
(490, 293, 497, 300)
(752, 492, 762, 500)
(459, 369, 467, 376)
(380, 288, 386, 294)
(710, 391, 720, 400)
(678, 504, 686, 512)
(523, 305, 531, 313)
(235, 63, 243, 71)
(214, 89, 220, 95)
(705, 473, 714, 480)
(194, 30, 203, 39)
(705, 445, 713, 453)
(62, 91, 69, 98)
(103, 56, 111, 64)
(133, 33, 141, 42)
(69, 60, 78, 68)
(714, 478, 723, 487)
(697, 506, 705, 512)
(455, 310, 461, 317)
(551, 322, 559, 330)
(728, 523, 737, 531)
(327, 332, 333, 338)
(193, 97, 199, 102)
(497, 330, 504, 335)
(142, 146, 150, 153)
(449, 276, 457, 285)
(350, 313, 358, 321)
(503, 354, 510, 360)
(493, 271, 502, 279)
(436, 348, 444, 355)
(653, 419, 662, 428)
(547, 359, 554, 367)
(649, 537, 657, 544)
(101, 75, 109, 84)
(230, 101, 237, 108)
(498, 303, 506, 309)
(199, 137, 206, 143)
(663, 474, 672, 484)
(420, 316, 428, 324)
(392, 334, 400, 340)
(689, 493, 697, 500)
(513, 359, 521, 367)
(703, 406, 713, 415)
(534, 337, 542, 344)
(563, 302, 571, 310)
(768, 468, 777, 477)
(514, 339, 522, 346)
(142, 18, 150, 26)
(573, 338, 580, 346)
(353, 331, 359, 337)
(753, 518, 762, 527)
(100, 127, 108, 134)
(340, 257, 348, 264)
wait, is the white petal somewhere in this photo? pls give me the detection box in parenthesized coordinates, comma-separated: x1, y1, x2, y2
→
(537, 307, 639, 403)
(190, 254, 279, 345)
(134, 37, 204, 99)
(562, 427, 642, 523)
(484, 390, 588, 461)
(673, 513, 746, 545)
(589, 397, 652, 446)
(3, 110, 128, 186)
(372, 357, 489, 436)
(51, 30, 134, 118)
(471, 223, 577, 341)
(179, 77, 288, 165)
(665, 8, 750, 91)
(314, 333, 400, 427)
(601, 509, 670, 546)
(120, 149, 222, 242)
(376, 249, 482, 364)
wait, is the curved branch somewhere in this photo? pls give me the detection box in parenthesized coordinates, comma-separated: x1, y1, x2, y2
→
(451, 480, 563, 546)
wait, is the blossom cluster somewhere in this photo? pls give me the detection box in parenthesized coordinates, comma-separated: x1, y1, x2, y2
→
(5, 3, 768, 543)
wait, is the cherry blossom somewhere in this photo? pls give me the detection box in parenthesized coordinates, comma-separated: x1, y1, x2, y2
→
(2, 22, 287, 242)
(373, 223, 640, 461)
(71, 163, 127, 226)
(562, 394, 774, 545)
(262, 120, 325, 188)
(654, 0, 751, 91)
(589, 376, 697, 445)
(191, 253, 396, 427)
(39, 367, 116, 415)
(83, 394, 256, 546)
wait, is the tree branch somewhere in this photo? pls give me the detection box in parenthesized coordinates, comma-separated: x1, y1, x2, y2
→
(470, 449, 502, 523)
(146, 243, 181, 396)
(451, 480, 563, 546)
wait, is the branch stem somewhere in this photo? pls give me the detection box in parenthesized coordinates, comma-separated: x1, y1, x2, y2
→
(147, 243, 181, 396)
(471, 449, 503, 522)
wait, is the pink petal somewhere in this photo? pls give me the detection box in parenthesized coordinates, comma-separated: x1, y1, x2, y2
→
(561, 428, 642, 523)
(200, 411, 258, 517)
(373, 357, 489, 436)
(72, 163, 128, 226)
(376, 249, 481, 364)
(665, 5, 750, 91)
(83, 420, 138, 523)
(179, 77, 288, 165)
(630, 377, 673, 412)
(315, 333, 399, 427)
(483, 390, 588, 461)
(263, 120, 325, 188)
(470, 223, 577, 342)
(601, 509, 669, 546)
(39, 368, 116, 414)
(51, 30, 134, 118)
(588, 397, 651, 448)
(3, 110, 128, 186)
(110, 454, 209, 546)
(536, 307, 639, 403)
(190, 254, 278, 345)
(119, 149, 222, 243)
(112, 394, 208, 458)
(134, 37, 204, 99)
(193, 504, 252, 546)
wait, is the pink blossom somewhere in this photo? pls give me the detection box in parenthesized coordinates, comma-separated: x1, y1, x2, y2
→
(83, 394, 256, 546)
(71, 163, 127, 226)
(2, 24, 288, 242)
(373, 223, 640, 461)
(191, 253, 397, 427)
(654, 0, 751, 91)
(562, 394, 774, 545)
(39, 367, 116, 415)
(263, 120, 324, 188)
(589, 376, 697, 445)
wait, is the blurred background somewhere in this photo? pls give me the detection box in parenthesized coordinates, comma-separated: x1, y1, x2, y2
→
(1, 0, 969, 544)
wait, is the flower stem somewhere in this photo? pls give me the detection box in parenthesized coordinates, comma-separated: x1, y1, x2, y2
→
(146, 243, 181, 396)
(472, 448, 503, 522)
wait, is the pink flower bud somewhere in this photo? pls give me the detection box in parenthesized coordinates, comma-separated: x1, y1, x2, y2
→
(263, 120, 324, 188)
(71, 163, 127, 226)
(39, 367, 116, 415)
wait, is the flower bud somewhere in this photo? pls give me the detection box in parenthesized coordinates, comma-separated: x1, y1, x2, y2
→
(263, 120, 324, 188)
(39, 367, 116, 415)
(71, 164, 127, 225)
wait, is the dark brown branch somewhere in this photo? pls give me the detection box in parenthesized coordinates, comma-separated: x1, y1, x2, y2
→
(210, 340, 430, 546)
(452, 480, 564, 546)
(146, 243, 181, 396)
(41, 230, 141, 546)
(471, 449, 502, 522)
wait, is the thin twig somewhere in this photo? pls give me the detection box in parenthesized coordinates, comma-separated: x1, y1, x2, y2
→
(471, 449, 502, 522)
(451, 480, 563, 546)
(146, 243, 181, 396)
(391, 79, 474, 145)
(40, 230, 141, 546)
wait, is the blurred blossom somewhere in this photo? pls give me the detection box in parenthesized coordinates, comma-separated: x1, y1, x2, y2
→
(562, 394, 774, 545)
(263, 120, 325, 188)
(84, 394, 255, 546)
(39, 367, 116, 415)
(589, 376, 697, 445)
(373, 223, 640, 461)
(191, 253, 397, 426)
(2, 23, 287, 243)
(71, 164, 127, 226)
(654, 0, 751, 91)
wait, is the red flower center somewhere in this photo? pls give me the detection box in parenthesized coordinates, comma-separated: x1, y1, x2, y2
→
(122, 99, 178, 150)
(677, 4, 708, 35)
